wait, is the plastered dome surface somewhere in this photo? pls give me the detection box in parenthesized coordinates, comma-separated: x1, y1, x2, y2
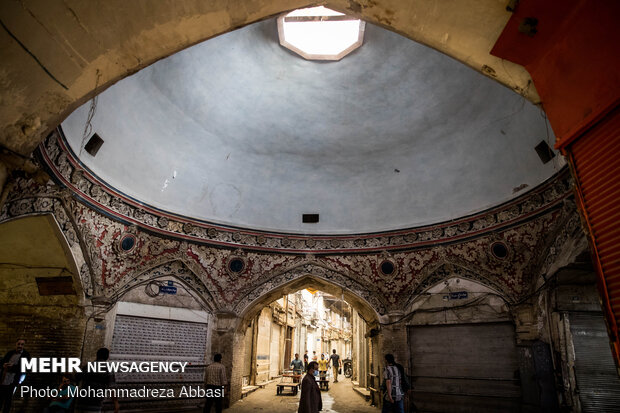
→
(61, 19, 559, 234)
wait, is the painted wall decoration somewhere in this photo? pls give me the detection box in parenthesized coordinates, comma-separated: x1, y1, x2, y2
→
(39, 129, 573, 254)
(0, 131, 584, 319)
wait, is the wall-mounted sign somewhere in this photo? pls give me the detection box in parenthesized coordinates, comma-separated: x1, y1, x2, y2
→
(159, 285, 177, 295)
(449, 291, 468, 300)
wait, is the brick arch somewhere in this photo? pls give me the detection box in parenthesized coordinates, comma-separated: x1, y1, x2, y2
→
(2, 0, 535, 154)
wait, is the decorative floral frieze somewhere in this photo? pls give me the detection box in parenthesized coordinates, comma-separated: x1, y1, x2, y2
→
(38, 129, 574, 254)
(2, 174, 583, 317)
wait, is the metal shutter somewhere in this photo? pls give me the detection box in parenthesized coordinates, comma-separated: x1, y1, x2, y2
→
(110, 315, 208, 410)
(569, 313, 620, 412)
(567, 104, 620, 365)
(409, 322, 521, 413)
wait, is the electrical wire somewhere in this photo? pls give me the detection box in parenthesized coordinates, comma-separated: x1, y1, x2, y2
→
(78, 69, 101, 157)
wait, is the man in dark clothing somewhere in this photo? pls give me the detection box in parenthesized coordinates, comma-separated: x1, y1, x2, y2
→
(76, 347, 119, 413)
(303, 350, 309, 370)
(328, 349, 340, 383)
(298, 361, 322, 413)
(0, 338, 30, 413)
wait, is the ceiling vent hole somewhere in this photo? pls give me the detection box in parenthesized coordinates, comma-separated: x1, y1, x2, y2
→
(380, 260, 395, 275)
(84, 133, 104, 156)
(491, 242, 509, 259)
(534, 140, 556, 164)
(303, 214, 319, 223)
(228, 258, 246, 273)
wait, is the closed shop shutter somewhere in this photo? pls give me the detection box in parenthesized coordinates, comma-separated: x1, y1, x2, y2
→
(408, 322, 521, 413)
(111, 314, 208, 410)
(569, 313, 620, 412)
(567, 104, 620, 364)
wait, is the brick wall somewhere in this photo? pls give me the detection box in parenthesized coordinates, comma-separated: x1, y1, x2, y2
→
(0, 303, 86, 413)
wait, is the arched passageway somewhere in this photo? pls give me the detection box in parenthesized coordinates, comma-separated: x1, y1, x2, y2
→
(232, 279, 381, 412)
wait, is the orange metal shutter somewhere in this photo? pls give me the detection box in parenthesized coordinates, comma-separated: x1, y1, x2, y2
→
(568, 105, 620, 366)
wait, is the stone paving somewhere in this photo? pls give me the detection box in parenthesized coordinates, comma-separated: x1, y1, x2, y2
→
(228, 377, 378, 413)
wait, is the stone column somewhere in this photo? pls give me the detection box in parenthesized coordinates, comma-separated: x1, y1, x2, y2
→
(211, 312, 245, 405)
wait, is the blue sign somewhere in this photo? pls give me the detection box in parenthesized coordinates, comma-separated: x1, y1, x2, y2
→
(159, 286, 177, 295)
(167, 280, 174, 287)
(449, 291, 468, 300)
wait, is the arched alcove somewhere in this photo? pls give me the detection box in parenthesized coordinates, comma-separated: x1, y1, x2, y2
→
(407, 261, 516, 310)
(407, 276, 510, 326)
(0, 214, 86, 411)
(107, 259, 216, 313)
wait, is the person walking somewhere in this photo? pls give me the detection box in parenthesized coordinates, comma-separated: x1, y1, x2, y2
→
(298, 361, 322, 413)
(303, 350, 309, 370)
(328, 349, 340, 383)
(204, 354, 227, 413)
(0, 338, 30, 413)
(382, 354, 404, 413)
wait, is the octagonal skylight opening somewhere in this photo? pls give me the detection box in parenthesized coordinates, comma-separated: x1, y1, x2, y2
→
(277, 6, 365, 61)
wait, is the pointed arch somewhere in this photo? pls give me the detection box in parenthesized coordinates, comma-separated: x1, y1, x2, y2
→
(0, 208, 94, 297)
(406, 261, 513, 310)
(235, 262, 385, 330)
(110, 259, 216, 313)
(0, 214, 85, 297)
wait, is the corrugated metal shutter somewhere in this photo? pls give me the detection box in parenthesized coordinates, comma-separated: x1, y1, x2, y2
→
(408, 322, 521, 413)
(110, 315, 208, 410)
(567, 104, 620, 365)
(569, 313, 620, 412)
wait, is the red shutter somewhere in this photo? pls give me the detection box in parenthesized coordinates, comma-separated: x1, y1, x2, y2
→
(567, 104, 620, 366)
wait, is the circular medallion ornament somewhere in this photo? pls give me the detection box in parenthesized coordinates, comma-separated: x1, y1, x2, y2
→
(119, 233, 137, 253)
(227, 257, 246, 274)
(491, 241, 509, 259)
(380, 259, 396, 275)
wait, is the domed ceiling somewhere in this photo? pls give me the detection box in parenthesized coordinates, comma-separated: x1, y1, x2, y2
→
(60, 17, 560, 235)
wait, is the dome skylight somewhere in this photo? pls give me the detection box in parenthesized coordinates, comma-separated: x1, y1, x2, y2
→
(277, 6, 365, 61)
